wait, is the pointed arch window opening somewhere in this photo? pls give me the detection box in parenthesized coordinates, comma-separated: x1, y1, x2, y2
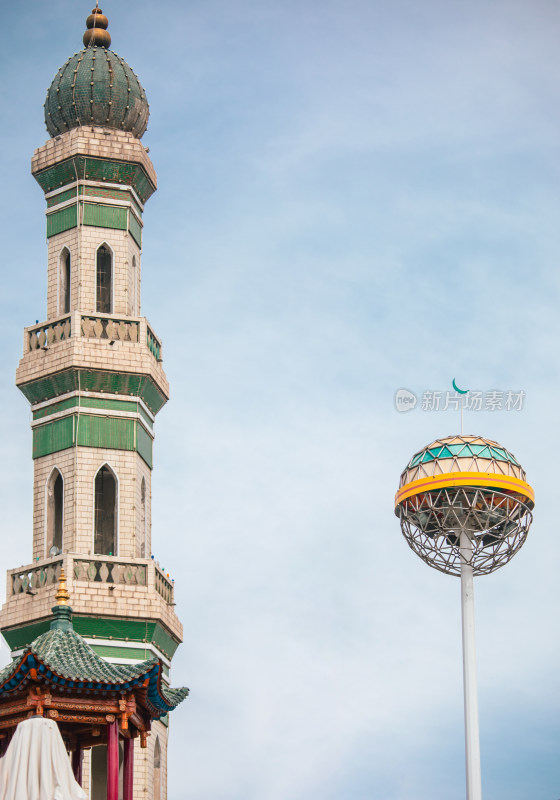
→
(96, 244, 113, 314)
(94, 465, 117, 556)
(46, 469, 64, 556)
(60, 248, 71, 315)
(139, 476, 147, 558)
(153, 737, 161, 800)
(131, 255, 138, 316)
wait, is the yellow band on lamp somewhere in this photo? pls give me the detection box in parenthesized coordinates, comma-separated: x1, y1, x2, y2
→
(395, 471, 534, 508)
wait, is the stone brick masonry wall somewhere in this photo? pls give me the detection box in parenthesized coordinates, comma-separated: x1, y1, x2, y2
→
(32, 447, 152, 561)
(0, 555, 182, 645)
(15, 325, 169, 400)
(46, 224, 142, 320)
(31, 127, 157, 189)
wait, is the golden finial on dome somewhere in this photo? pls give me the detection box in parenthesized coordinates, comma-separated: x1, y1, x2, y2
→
(83, 5, 112, 49)
(55, 568, 71, 606)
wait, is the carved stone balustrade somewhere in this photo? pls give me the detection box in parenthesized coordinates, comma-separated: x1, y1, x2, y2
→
(27, 316, 71, 351)
(146, 325, 162, 361)
(6, 555, 174, 604)
(9, 559, 63, 595)
(73, 558, 147, 586)
(81, 314, 139, 343)
(23, 313, 163, 362)
(154, 565, 173, 603)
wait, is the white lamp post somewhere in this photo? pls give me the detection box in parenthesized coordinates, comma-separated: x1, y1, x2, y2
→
(395, 435, 534, 799)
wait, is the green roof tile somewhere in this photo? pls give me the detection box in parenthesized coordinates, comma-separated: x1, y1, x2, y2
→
(0, 605, 187, 718)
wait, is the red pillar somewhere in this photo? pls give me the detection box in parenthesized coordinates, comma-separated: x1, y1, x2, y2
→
(123, 737, 134, 800)
(72, 746, 83, 785)
(107, 720, 119, 800)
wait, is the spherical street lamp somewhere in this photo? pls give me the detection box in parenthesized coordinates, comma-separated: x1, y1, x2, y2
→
(395, 434, 534, 800)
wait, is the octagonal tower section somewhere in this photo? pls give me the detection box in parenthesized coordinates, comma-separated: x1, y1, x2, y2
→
(19, 128, 167, 565)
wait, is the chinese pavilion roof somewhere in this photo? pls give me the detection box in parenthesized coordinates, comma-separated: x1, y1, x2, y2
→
(0, 573, 188, 721)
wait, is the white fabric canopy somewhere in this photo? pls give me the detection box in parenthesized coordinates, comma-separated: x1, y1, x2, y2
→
(0, 716, 86, 800)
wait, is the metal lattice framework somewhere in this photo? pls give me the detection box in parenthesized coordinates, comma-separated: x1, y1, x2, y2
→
(397, 485, 533, 576)
(394, 434, 535, 577)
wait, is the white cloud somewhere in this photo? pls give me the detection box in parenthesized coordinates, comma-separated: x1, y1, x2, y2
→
(0, 0, 558, 797)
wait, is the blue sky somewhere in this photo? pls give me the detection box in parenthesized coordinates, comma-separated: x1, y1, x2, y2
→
(1, 0, 559, 797)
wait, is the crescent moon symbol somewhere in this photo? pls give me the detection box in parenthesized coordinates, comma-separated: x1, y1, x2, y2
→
(452, 378, 469, 395)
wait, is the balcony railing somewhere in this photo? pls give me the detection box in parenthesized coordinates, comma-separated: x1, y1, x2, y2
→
(24, 312, 162, 362)
(81, 314, 139, 343)
(6, 554, 174, 604)
(146, 325, 162, 361)
(28, 316, 71, 351)
(154, 565, 173, 603)
(9, 558, 62, 595)
(73, 558, 147, 586)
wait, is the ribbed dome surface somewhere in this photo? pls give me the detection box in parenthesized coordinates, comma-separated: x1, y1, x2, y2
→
(45, 47, 149, 138)
(398, 434, 526, 489)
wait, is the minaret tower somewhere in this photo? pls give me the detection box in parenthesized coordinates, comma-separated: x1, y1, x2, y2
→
(0, 7, 184, 798)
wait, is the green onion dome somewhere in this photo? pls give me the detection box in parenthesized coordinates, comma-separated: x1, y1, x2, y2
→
(44, 8, 149, 139)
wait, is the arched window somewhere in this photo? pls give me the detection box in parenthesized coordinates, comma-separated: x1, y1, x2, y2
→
(60, 248, 71, 315)
(131, 255, 138, 316)
(153, 737, 161, 800)
(46, 468, 63, 555)
(94, 465, 117, 555)
(96, 245, 112, 314)
(137, 477, 146, 558)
